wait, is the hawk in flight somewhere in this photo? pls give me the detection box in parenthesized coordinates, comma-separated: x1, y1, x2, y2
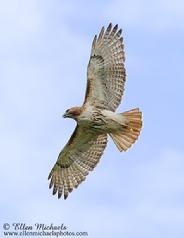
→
(48, 23, 142, 199)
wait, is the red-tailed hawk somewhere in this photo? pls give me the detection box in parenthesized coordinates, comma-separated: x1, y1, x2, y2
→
(48, 23, 142, 199)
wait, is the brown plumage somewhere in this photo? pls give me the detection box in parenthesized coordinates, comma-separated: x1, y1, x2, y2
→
(48, 23, 142, 199)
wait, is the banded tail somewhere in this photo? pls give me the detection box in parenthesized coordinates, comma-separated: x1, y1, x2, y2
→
(109, 108, 142, 151)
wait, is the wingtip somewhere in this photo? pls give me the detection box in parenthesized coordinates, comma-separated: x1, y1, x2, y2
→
(107, 22, 112, 29)
(117, 28, 122, 36)
(119, 36, 123, 42)
(49, 180, 53, 189)
(52, 187, 57, 195)
(101, 26, 105, 31)
(48, 172, 52, 180)
(114, 24, 118, 30)
(97, 26, 105, 41)
(92, 34, 97, 48)
(64, 193, 68, 199)
(58, 192, 62, 199)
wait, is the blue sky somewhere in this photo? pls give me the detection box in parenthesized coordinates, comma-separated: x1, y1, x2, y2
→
(0, 0, 184, 237)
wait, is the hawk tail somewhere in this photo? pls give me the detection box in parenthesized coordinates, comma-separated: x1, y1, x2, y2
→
(109, 108, 142, 151)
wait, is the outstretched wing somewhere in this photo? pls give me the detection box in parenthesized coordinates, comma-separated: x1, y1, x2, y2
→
(48, 126, 107, 199)
(84, 23, 126, 112)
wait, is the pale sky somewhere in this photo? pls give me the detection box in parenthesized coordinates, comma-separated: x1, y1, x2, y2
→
(1, 1, 184, 238)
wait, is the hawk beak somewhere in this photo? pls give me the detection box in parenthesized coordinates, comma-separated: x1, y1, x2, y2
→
(63, 113, 67, 118)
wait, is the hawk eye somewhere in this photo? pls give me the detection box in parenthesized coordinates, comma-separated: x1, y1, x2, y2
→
(66, 109, 69, 113)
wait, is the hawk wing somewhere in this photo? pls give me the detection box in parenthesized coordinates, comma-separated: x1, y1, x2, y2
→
(84, 23, 126, 112)
(48, 126, 107, 199)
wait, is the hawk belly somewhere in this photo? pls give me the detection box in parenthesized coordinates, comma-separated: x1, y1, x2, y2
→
(79, 109, 127, 133)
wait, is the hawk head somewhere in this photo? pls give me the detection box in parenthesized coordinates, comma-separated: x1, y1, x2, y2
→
(63, 107, 82, 120)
